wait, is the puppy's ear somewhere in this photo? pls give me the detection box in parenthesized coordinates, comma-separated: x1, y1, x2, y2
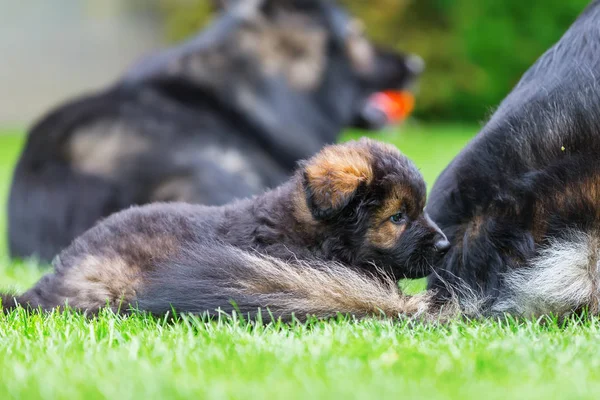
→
(302, 142, 373, 220)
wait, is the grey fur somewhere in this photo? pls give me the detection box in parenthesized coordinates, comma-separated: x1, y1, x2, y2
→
(493, 231, 600, 317)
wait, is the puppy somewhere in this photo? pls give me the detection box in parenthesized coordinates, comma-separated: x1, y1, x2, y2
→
(2, 139, 449, 321)
(427, 0, 600, 317)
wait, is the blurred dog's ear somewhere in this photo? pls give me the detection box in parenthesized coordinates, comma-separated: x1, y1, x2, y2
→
(302, 142, 373, 220)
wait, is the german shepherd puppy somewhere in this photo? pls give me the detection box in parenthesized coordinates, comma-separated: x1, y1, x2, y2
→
(8, 0, 423, 263)
(2, 139, 449, 321)
(428, 0, 600, 317)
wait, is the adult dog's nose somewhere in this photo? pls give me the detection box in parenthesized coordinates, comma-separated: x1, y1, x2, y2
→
(405, 54, 425, 76)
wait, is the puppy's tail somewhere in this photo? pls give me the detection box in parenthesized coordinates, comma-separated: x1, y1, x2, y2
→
(136, 244, 455, 322)
(1, 293, 12, 311)
(492, 230, 600, 317)
(0, 292, 26, 312)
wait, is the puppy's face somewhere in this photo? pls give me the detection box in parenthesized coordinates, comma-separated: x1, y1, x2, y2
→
(299, 138, 449, 279)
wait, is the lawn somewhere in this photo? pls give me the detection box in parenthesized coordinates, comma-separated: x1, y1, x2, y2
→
(1, 125, 599, 400)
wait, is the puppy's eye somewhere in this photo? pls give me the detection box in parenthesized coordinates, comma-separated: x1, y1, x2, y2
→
(390, 212, 404, 224)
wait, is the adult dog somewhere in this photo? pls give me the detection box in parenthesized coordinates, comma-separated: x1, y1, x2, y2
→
(8, 0, 423, 262)
(2, 139, 449, 321)
(427, 0, 600, 317)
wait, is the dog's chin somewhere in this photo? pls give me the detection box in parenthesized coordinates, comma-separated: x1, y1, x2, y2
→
(401, 266, 430, 280)
(391, 252, 441, 280)
(388, 260, 429, 280)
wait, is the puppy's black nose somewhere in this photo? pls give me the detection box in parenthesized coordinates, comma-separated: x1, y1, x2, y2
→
(434, 237, 451, 254)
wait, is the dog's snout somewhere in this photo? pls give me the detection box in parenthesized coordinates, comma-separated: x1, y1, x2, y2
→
(405, 54, 425, 75)
(434, 235, 451, 254)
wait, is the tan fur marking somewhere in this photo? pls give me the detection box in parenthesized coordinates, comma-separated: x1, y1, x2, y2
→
(367, 222, 406, 250)
(231, 250, 433, 319)
(291, 185, 318, 226)
(467, 214, 485, 239)
(380, 187, 412, 219)
(304, 142, 374, 212)
(152, 178, 197, 203)
(533, 176, 600, 240)
(60, 232, 180, 312)
(558, 177, 600, 215)
(366, 184, 417, 250)
(64, 256, 142, 311)
(237, 13, 327, 90)
(346, 21, 375, 74)
(117, 233, 180, 266)
(69, 121, 151, 179)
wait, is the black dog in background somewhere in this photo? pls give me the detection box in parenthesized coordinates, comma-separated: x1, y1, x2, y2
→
(8, 0, 423, 262)
(428, 0, 600, 317)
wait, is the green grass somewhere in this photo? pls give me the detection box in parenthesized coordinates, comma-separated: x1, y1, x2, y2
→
(1, 125, 599, 400)
(0, 134, 25, 256)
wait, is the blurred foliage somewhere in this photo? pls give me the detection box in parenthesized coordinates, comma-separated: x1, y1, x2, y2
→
(158, 0, 214, 41)
(158, 0, 590, 122)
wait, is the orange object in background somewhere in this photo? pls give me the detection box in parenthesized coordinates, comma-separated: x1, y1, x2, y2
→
(354, 90, 416, 130)
(368, 90, 415, 124)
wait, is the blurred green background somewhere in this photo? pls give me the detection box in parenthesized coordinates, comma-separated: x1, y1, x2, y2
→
(1, 0, 590, 125)
(159, 0, 589, 122)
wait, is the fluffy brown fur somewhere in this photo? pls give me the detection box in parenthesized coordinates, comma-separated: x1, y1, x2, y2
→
(2, 139, 450, 322)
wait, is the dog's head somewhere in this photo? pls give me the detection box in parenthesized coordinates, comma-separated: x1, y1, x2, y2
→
(229, 0, 423, 125)
(126, 0, 422, 137)
(295, 138, 449, 279)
